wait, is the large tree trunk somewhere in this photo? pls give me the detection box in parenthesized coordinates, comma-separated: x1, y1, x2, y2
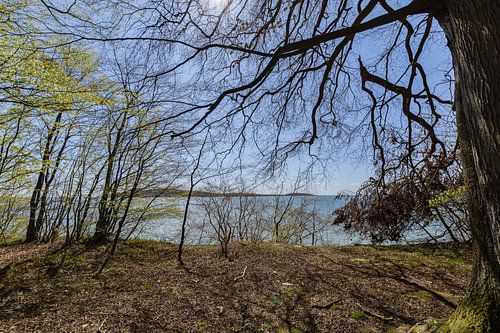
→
(436, 1, 500, 331)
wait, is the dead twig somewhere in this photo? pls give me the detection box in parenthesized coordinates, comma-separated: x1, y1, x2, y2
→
(96, 318, 107, 332)
(356, 302, 393, 321)
(234, 265, 248, 282)
(312, 298, 341, 309)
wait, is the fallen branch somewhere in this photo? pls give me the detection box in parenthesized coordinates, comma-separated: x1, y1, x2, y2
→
(234, 265, 248, 282)
(356, 302, 393, 321)
(96, 318, 107, 333)
(312, 298, 341, 309)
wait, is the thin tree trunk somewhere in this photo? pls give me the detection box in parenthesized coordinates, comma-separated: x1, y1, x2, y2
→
(434, 208, 459, 243)
(92, 112, 128, 244)
(436, 1, 500, 330)
(36, 126, 72, 242)
(26, 112, 63, 243)
(177, 134, 208, 266)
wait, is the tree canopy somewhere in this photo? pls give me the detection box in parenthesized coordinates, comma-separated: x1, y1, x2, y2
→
(1, 0, 499, 331)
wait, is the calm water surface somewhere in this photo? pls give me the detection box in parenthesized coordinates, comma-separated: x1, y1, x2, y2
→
(132, 195, 449, 246)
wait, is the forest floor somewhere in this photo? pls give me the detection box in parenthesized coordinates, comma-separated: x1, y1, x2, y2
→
(0, 240, 472, 333)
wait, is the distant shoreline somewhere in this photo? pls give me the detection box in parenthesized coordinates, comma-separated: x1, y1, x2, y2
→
(135, 189, 324, 198)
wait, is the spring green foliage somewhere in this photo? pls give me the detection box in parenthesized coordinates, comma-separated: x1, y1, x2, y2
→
(429, 186, 466, 208)
(1, 0, 109, 179)
(1, 1, 107, 109)
(1, 2, 178, 242)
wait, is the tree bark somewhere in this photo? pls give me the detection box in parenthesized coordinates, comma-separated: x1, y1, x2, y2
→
(25, 112, 63, 243)
(436, 1, 500, 331)
(92, 111, 128, 244)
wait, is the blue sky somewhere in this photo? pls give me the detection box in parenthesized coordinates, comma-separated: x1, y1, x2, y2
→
(35, 0, 454, 196)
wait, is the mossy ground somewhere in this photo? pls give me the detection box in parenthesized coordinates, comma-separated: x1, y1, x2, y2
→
(0, 241, 472, 332)
(439, 294, 498, 333)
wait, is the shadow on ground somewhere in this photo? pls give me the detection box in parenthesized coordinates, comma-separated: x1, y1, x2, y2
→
(0, 241, 472, 333)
